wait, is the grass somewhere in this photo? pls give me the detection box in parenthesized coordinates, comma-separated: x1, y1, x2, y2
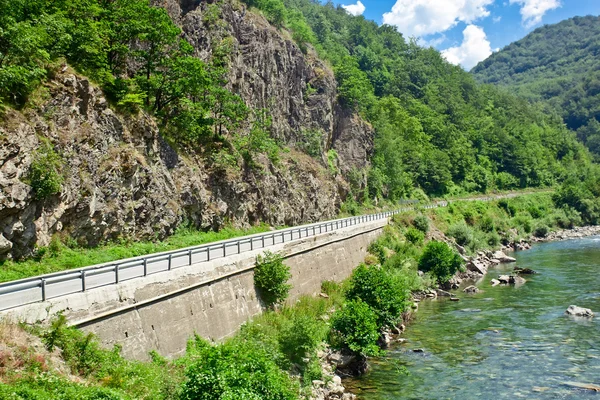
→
(0, 224, 271, 283)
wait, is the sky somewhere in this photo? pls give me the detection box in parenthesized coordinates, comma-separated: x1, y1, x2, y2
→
(334, 0, 600, 70)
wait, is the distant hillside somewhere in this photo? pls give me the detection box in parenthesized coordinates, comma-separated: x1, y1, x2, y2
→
(472, 16, 600, 155)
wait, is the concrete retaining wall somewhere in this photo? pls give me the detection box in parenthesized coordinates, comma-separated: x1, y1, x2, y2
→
(1, 220, 386, 360)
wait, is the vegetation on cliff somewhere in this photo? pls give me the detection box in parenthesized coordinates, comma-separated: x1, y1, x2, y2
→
(472, 16, 600, 158)
(0, 0, 279, 170)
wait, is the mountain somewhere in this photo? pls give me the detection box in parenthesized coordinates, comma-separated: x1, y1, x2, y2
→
(0, 0, 593, 259)
(472, 15, 600, 155)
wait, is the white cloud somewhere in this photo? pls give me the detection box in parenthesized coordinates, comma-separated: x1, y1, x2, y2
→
(441, 25, 493, 70)
(420, 34, 447, 48)
(341, 1, 366, 16)
(493, 15, 502, 23)
(509, 0, 561, 28)
(382, 0, 494, 37)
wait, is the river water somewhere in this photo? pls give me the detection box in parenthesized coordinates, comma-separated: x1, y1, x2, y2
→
(346, 237, 600, 399)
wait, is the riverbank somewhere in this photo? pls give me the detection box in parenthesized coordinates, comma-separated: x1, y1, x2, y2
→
(345, 235, 600, 399)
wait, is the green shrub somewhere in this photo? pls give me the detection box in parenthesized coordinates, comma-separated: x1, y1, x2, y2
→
(418, 241, 464, 284)
(512, 215, 533, 234)
(498, 199, 517, 217)
(181, 337, 298, 400)
(367, 241, 386, 264)
(327, 149, 339, 175)
(527, 205, 544, 219)
(533, 224, 549, 238)
(331, 300, 380, 356)
(412, 215, 429, 233)
(487, 232, 501, 247)
(346, 264, 409, 328)
(447, 223, 474, 247)
(254, 251, 291, 308)
(278, 313, 326, 366)
(298, 128, 322, 157)
(404, 227, 424, 245)
(28, 145, 64, 200)
(478, 215, 495, 233)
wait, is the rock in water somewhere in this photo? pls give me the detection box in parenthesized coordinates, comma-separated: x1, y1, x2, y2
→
(514, 267, 537, 274)
(565, 305, 594, 318)
(562, 381, 600, 392)
(463, 285, 481, 294)
(490, 279, 501, 286)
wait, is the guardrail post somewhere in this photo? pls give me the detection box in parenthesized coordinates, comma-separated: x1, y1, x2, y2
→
(115, 264, 119, 284)
(237, 241, 241, 254)
(41, 278, 46, 301)
(262, 236, 265, 248)
(282, 232, 285, 243)
(250, 238, 254, 251)
(168, 254, 173, 270)
(189, 249, 193, 265)
(143, 258, 148, 276)
(222, 243, 226, 257)
(81, 270, 86, 292)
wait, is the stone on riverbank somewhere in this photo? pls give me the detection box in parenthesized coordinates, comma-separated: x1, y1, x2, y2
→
(490, 279, 501, 286)
(565, 305, 594, 318)
(492, 251, 516, 263)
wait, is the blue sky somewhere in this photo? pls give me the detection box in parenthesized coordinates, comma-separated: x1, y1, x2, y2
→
(333, 0, 600, 70)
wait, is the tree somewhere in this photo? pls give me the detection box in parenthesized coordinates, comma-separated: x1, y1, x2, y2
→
(418, 241, 463, 284)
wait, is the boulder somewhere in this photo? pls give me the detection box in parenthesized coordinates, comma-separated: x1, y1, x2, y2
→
(466, 260, 487, 275)
(463, 285, 481, 294)
(514, 267, 537, 275)
(490, 279, 501, 286)
(492, 251, 516, 263)
(498, 275, 511, 284)
(566, 305, 594, 318)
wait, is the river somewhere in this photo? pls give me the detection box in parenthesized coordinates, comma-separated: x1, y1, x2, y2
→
(346, 236, 600, 399)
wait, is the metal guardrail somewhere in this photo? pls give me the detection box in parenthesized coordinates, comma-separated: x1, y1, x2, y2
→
(0, 201, 443, 311)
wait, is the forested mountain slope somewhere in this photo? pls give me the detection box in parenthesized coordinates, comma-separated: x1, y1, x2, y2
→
(246, 0, 591, 199)
(0, 0, 595, 260)
(472, 16, 600, 155)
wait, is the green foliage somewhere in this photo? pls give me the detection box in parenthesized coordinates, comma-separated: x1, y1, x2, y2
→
(447, 223, 474, 247)
(327, 149, 339, 175)
(28, 144, 63, 200)
(0, 224, 271, 283)
(404, 227, 424, 245)
(181, 336, 299, 400)
(418, 241, 464, 284)
(533, 224, 549, 238)
(298, 128, 323, 157)
(331, 299, 380, 356)
(234, 110, 280, 167)
(412, 215, 429, 233)
(346, 264, 409, 328)
(39, 314, 180, 398)
(254, 251, 292, 308)
(472, 16, 600, 157)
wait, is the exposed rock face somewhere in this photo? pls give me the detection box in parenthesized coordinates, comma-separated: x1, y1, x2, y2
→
(0, 73, 341, 259)
(167, 0, 373, 172)
(0, 0, 374, 260)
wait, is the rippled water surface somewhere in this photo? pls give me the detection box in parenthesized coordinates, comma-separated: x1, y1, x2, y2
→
(346, 237, 600, 399)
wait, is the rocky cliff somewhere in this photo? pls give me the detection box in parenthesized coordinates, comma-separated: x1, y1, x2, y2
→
(0, 0, 373, 260)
